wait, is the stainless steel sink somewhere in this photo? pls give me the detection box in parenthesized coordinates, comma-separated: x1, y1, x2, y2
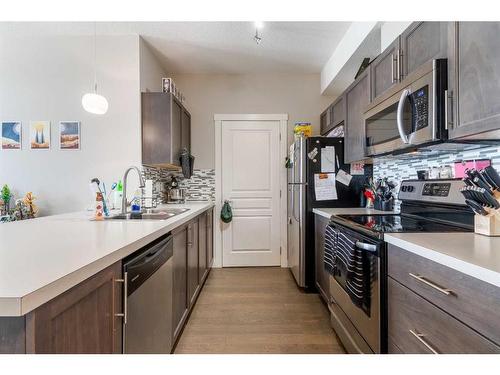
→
(105, 208, 190, 220)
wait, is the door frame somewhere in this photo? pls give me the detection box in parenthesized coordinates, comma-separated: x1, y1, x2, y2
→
(214, 113, 289, 268)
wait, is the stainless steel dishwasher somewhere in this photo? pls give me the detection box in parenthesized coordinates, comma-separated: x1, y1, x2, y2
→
(123, 234, 173, 354)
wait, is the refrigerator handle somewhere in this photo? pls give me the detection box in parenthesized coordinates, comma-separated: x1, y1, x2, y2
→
(290, 185, 295, 221)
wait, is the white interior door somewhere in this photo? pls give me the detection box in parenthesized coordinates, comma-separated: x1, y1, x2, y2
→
(221, 120, 281, 267)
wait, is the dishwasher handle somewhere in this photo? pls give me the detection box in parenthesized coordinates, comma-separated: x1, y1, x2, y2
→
(124, 234, 173, 296)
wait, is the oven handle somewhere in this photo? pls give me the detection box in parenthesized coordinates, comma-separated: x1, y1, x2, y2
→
(396, 89, 410, 144)
(355, 241, 378, 253)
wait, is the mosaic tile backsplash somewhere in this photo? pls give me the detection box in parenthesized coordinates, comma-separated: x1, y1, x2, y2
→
(142, 167, 215, 204)
(373, 145, 500, 209)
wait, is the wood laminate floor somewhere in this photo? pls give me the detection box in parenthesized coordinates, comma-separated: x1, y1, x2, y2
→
(174, 267, 345, 354)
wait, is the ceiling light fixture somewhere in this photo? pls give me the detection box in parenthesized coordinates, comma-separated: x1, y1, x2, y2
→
(253, 22, 264, 45)
(82, 22, 109, 115)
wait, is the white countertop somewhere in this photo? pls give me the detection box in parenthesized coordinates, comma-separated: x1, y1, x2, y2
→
(312, 207, 396, 219)
(313, 207, 500, 288)
(0, 201, 214, 317)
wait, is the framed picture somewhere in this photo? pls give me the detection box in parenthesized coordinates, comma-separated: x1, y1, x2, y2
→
(59, 121, 80, 150)
(1, 121, 22, 150)
(30, 121, 51, 149)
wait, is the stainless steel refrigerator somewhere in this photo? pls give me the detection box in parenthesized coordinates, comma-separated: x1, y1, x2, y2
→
(287, 136, 367, 289)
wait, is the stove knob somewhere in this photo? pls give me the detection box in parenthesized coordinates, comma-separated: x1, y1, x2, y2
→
(401, 186, 407, 192)
(407, 185, 414, 193)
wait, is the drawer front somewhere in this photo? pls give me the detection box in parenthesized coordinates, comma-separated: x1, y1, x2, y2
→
(388, 244, 500, 345)
(388, 277, 500, 354)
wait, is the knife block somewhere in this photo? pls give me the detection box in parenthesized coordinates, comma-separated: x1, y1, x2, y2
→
(475, 210, 500, 236)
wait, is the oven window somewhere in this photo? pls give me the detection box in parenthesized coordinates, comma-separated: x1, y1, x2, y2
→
(365, 98, 412, 147)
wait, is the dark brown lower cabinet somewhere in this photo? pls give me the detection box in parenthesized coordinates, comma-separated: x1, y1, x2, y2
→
(198, 212, 208, 283)
(0, 262, 123, 354)
(207, 208, 214, 267)
(388, 277, 500, 353)
(187, 219, 199, 307)
(172, 224, 189, 342)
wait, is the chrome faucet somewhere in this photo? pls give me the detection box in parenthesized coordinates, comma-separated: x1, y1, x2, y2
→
(121, 166, 146, 215)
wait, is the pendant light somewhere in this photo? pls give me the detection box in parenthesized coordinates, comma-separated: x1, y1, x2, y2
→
(82, 22, 109, 115)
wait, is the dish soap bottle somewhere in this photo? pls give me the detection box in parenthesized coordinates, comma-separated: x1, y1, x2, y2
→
(114, 180, 123, 209)
(131, 189, 142, 213)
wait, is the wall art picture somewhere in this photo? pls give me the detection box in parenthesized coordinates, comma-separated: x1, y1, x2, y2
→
(1, 122, 22, 150)
(59, 121, 80, 150)
(30, 121, 51, 149)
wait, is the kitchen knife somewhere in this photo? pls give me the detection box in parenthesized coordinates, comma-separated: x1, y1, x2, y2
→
(473, 176, 493, 192)
(476, 187, 500, 209)
(465, 199, 488, 216)
(462, 177, 474, 187)
(479, 169, 498, 191)
(484, 166, 500, 190)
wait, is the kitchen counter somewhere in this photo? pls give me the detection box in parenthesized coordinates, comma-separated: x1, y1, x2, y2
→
(0, 201, 214, 317)
(312, 207, 500, 288)
(384, 233, 500, 288)
(312, 207, 396, 219)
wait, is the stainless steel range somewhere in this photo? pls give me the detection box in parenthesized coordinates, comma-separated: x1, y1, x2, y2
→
(327, 179, 474, 353)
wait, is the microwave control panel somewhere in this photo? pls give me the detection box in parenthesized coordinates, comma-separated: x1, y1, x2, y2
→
(411, 85, 429, 131)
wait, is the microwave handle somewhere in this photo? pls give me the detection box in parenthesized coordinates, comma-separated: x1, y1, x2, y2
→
(396, 89, 410, 144)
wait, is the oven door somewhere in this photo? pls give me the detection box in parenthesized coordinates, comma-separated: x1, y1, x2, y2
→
(329, 223, 383, 353)
(364, 60, 438, 157)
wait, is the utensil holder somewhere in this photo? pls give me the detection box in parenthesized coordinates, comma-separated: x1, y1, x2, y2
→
(475, 211, 500, 236)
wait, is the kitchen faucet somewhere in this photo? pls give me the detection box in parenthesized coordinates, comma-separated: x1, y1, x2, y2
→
(121, 166, 146, 215)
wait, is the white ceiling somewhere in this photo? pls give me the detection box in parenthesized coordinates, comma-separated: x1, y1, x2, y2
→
(0, 22, 352, 74)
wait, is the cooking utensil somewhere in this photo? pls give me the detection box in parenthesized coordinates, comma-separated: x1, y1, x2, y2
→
(473, 176, 493, 192)
(476, 187, 500, 209)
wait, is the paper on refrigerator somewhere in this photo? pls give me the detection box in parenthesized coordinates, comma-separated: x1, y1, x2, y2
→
(321, 146, 336, 173)
(314, 173, 338, 201)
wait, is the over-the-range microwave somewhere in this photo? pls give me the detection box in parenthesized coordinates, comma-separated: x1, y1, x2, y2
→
(364, 59, 448, 157)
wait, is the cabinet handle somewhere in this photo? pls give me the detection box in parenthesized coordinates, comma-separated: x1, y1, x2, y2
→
(444, 89, 453, 130)
(391, 53, 397, 83)
(409, 329, 439, 354)
(114, 272, 127, 324)
(408, 273, 453, 296)
(396, 49, 401, 80)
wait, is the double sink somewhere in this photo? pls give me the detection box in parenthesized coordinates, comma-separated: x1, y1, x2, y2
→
(106, 207, 190, 220)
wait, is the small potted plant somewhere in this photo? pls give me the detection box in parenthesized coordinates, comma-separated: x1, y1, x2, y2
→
(1, 185, 12, 215)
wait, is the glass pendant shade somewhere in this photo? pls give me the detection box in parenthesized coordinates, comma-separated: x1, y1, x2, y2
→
(82, 92, 109, 115)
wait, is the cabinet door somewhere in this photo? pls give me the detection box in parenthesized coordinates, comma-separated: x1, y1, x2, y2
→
(26, 262, 123, 354)
(448, 22, 500, 139)
(198, 212, 208, 283)
(401, 22, 447, 78)
(320, 108, 330, 135)
(187, 220, 199, 307)
(207, 209, 214, 267)
(141, 93, 173, 166)
(181, 109, 191, 153)
(331, 95, 345, 128)
(344, 69, 370, 163)
(171, 99, 183, 166)
(314, 214, 330, 303)
(172, 225, 188, 341)
(371, 37, 401, 101)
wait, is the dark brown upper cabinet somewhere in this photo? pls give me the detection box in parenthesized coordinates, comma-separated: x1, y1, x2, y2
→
(141, 92, 191, 169)
(447, 22, 500, 140)
(400, 22, 448, 79)
(320, 106, 332, 135)
(371, 37, 401, 102)
(344, 68, 371, 164)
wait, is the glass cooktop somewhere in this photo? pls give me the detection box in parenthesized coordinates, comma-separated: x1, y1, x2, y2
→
(336, 214, 472, 233)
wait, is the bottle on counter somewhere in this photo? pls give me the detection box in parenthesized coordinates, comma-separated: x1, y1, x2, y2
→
(114, 180, 123, 209)
(95, 192, 104, 221)
(131, 189, 142, 213)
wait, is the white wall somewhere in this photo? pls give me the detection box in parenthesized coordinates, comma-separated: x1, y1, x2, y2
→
(139, 38, 167, 92)
(0, 33, 143, 215)
(172, 74, 332, 169)
(380, 22, 412, 51)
